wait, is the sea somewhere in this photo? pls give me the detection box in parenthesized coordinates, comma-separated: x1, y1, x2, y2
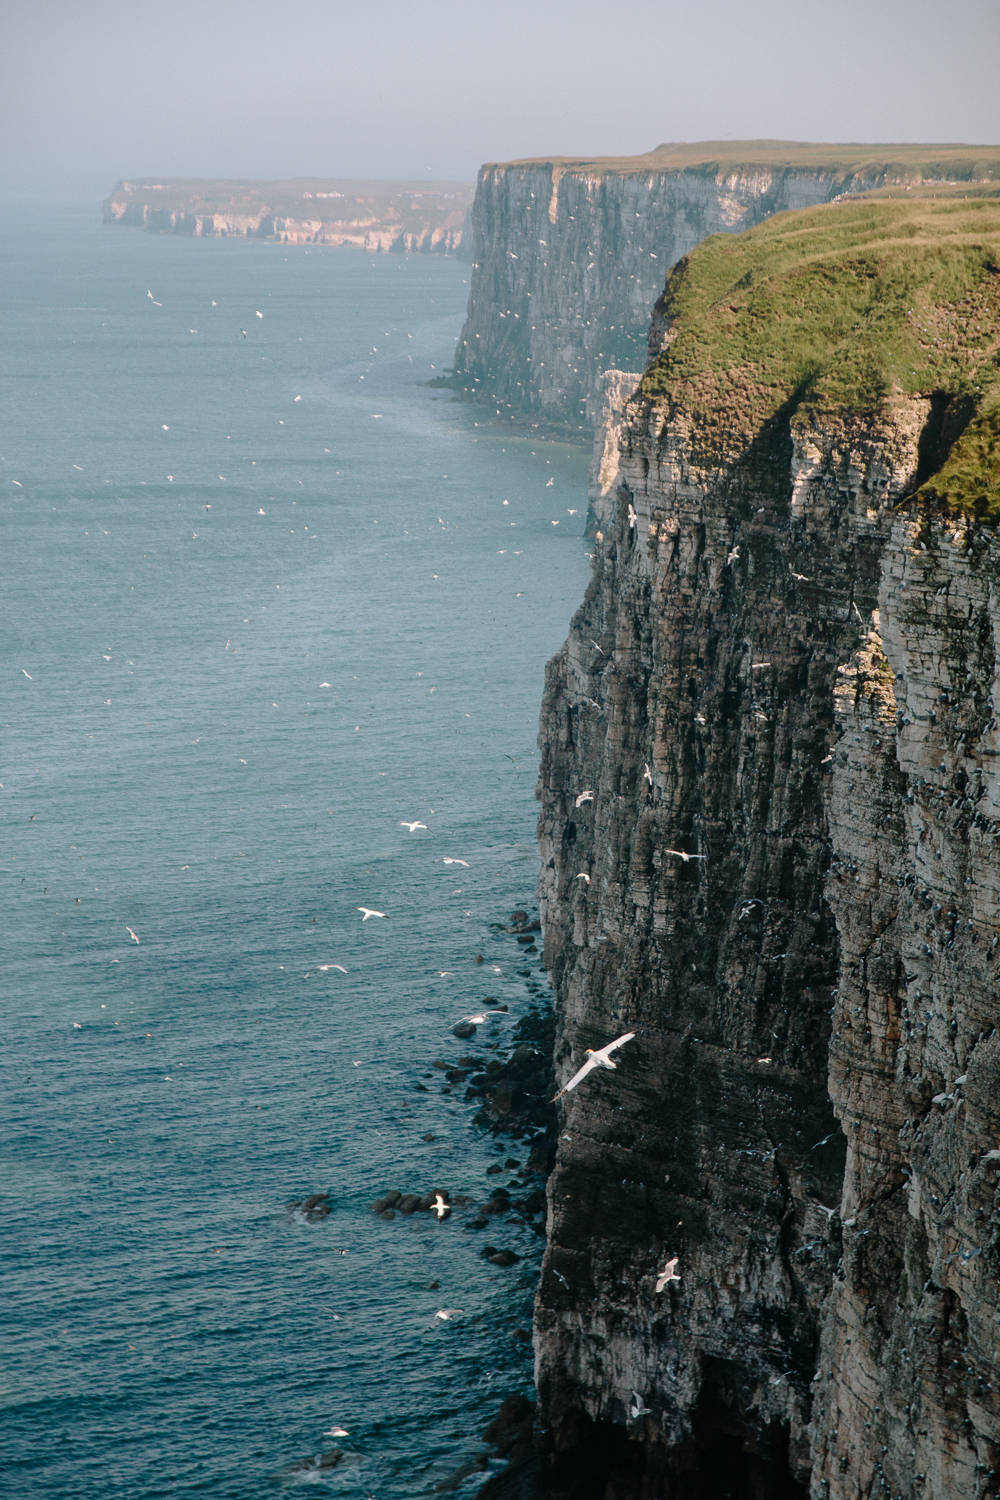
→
(0, 201, 591, 1498)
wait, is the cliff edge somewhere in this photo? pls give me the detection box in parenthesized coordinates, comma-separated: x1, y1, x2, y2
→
(451, 142, 1000, 435)
(530, 197, 1000, 1498)
(101, 178, 473, 253)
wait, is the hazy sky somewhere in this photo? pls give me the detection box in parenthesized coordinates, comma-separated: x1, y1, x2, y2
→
(3, 0, 999, 196)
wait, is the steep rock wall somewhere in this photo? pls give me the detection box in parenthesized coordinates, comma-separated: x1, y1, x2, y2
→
(454, 161, 863, 433)
(451, 145, 1000, 435)
(528, 199, 1000, 1498)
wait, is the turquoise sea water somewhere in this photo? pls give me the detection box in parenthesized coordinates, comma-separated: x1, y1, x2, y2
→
(0, 204, 590, 1497)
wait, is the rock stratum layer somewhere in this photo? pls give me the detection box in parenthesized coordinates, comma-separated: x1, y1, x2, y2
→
(451, 142, 1000, 434)
(101, 178, 473, 254)
(528, 198, 1000, 1499)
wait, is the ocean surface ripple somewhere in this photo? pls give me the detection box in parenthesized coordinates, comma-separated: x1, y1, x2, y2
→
(0, 203, 590, 1497)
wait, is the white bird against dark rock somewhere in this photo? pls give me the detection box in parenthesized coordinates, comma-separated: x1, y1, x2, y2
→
(663, 849, 706, 863)
(575, 791, 595, 808)
(727, 546, 739, 565)
(627, 503, 637, 528)
(588, 640, 604, 654)
(435, 1308, 463, 1320)
(656, 1257, 680, 1291)
(790, 569, 810, 581)
(576, 873, 591, 884)
(812, 1203, 838, 1222)
(356, 907, 388, 921)
(400, 821, 427, 833)
(643, 764, 653, 785)
(630, 1393, 652, 1419)
(436, 857, 469, 867)
(126, 927, 139, 943)
(751, 663, 771, 671)
(552, 1032, 635, 1101)
(433, 1194, 450, 1220)
(852, 601, 863, 622)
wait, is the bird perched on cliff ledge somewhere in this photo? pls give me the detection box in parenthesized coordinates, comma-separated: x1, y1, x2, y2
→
(552, 1032, 635, 1101)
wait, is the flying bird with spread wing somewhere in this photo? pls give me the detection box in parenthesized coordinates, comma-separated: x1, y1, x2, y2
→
(552, 1032, 635, 1101)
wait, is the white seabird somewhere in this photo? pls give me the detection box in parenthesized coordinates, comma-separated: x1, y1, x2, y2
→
(655, 1257, 680, 1291)
(575, 791, 595, 808)
(458, 1009, 509, 1025)
(630, 1393, 652, 1418)
(400, 821, 427, 833)
(551, 1032, 635, 1101)
(663, 849, 706, 863)
(356, 907, 388, 921)
(433, 1193, 450, 1220)
(126, 927, 140, 944)
(435, 1308, 463, 1320)
(436, 858, 470, 867)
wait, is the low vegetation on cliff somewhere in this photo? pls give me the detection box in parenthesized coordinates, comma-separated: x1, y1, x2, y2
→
(642, 197, 1000, 516)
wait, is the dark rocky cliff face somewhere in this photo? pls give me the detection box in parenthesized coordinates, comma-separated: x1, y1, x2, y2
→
(524, 200, 1000, 1498)
(449, 146, 1000, 436)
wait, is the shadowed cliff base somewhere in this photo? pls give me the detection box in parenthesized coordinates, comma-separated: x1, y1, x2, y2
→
(519, 194, 1000, 1499)
(447, 142, 1000, 436)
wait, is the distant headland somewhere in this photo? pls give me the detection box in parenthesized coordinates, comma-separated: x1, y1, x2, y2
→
(100, 178, 475, 254)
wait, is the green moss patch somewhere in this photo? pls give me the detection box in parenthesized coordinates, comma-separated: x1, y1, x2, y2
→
(639, 198, 1000, 516)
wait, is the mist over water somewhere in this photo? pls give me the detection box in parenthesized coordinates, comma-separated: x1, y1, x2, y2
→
(1, 204, 590, 1497)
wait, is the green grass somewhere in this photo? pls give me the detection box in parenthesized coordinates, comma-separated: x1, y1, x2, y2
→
(638, 197, 1000, 518)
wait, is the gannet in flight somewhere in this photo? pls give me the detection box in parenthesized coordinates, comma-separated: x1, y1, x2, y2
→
(655, 1257, 680, 1291)
(317, 964, 348, 973)
(663, 849, 706, 863)
(643, 763, 653, 784)
(126, 927, 140, 944)
(630, 1394, 652, 1418)
(552, 1032, 635, 1101)
(356, 907, 388, 920)
(436, 857, 469, 867)
(400, 821, 427, 833)
(324, 1426, 349, 1437)
(435, 1308, 463, 1321)
(433, 1194, 450, 1220)
(575, 791, 594, 808)
(457, 1009, 509, 1025)
(576, 872, 590, 884)
(727, 546, 739, 565)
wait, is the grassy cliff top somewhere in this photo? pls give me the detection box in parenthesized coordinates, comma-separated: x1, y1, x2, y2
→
(640, 197, 1000, 518)
(485, 140, 1000, 183)
(103, 178, 473, 218)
